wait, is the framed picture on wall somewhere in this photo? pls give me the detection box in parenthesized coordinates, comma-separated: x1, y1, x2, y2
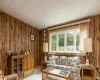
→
(31, 35, 34, 40)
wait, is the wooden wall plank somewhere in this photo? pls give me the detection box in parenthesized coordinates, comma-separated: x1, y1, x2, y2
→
(39, 15, 100, 77)
(89, 15, 100, 76)
(0, 11, 39, 75)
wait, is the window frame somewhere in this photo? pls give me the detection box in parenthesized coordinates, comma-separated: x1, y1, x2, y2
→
(49, 28, 80, 53)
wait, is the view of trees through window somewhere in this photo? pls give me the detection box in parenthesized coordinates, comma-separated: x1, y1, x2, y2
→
(50, 29, 80, 52)
(67, 31, 74, 51)
(58, 33, 64, 51)
(76, 31, 80, 51)
(51, 34, 57, 51)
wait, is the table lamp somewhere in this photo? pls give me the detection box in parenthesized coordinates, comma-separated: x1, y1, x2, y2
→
(84, 38, 92, 66)
(43, 42, 48, 61)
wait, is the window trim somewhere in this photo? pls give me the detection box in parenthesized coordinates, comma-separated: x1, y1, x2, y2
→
(49, 28, 80, 53)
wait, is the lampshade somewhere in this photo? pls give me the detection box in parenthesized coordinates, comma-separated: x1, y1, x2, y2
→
(43, 42, 48, 52)
(84, 38, 92, 52)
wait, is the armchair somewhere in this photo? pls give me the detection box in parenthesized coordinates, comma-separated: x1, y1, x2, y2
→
(0, 70, 18, 80)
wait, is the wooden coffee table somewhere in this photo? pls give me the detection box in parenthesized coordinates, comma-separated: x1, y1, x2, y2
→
(42, 68, 70, 80)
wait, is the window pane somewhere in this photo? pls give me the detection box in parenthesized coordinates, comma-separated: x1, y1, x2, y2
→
(51, 34, 57, 51)
(76, 31, 80, 51)
(58, 33, 64, 51)
(67, 31, 74, 51)
(50, 28, 80, 52)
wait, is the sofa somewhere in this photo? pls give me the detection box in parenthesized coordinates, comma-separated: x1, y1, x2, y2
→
(0, 70, 18, 80)
(47, 56, 81, 80)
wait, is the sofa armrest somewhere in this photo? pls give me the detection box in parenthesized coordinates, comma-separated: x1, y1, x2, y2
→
(5, 74, 18, 80)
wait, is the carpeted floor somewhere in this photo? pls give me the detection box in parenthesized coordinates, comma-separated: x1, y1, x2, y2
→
(24, 73, 42, 80)
(24, 67, 42, 80)
(23, 67, 65, 80)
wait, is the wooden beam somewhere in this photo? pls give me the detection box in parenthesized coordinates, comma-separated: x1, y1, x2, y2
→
(48, 19, 90, 31)
(48, 52, 86, 56)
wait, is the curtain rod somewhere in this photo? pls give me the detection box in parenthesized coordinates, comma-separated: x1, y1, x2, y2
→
(48, 19, 90, 31)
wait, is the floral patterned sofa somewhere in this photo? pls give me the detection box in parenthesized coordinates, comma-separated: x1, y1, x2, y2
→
(47, 56, 81, 80)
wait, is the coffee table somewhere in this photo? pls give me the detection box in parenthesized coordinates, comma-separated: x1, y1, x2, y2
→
(42, 68, 70, 80)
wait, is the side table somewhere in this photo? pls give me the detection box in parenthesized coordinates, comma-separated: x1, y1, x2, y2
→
(41, 61, 48, 71)
(81, 65, 96, 80)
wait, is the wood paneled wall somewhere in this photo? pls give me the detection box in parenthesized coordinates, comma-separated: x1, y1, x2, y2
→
(39, 29, 86, 64)
(0, 11, 39, 74)
(39, 15, 100, 76)
(0, 11, 100, 76)
(89, 15, 100, 76)
(39, 29, 48, 65)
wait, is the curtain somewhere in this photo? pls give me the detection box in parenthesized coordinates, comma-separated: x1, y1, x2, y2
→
(80, 22, 89, 52)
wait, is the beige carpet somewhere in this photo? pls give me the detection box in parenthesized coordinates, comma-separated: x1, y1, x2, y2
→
(24, 68, 65, 80)
(24, 67, 42, 80)
(24, 73, 42, 80)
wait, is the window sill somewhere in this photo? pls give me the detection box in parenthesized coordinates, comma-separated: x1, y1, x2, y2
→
(48, 52, 86, 56)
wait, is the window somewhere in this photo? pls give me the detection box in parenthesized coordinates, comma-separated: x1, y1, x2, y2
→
(51, 34, 57, 51)
(58, 33, 64, 51)
(66, 31, 74, 51)
(76, 31, 80, 51)
(49, 28, 80, 52)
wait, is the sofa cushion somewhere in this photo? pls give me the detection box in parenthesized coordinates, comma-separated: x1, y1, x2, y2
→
(54, 56, 59, 65)
(55, 56, 68, 66)
(47, 64, 80, 74)
(47, 64, 81, 80)
(68, 57, 80, 68)
(70, 73, 81, 80)
(49, 56, 80, 67)
(47, 64, 63, 70)
(48, 56, 56, 64)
